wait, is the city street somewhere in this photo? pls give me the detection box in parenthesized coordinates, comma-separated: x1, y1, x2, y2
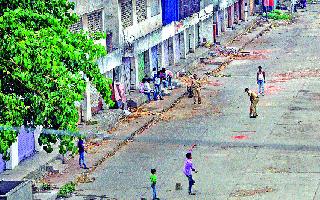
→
(72, 6, 320, 200)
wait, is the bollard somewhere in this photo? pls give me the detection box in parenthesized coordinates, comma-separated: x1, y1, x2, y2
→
(176, 183, 182, 190)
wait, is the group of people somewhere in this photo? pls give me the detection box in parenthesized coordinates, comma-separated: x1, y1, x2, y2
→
(77, 66, 267, 200)
(245, 66, 266, 118)
(150, 67, 267, 199)
(141, 68, 174, 103)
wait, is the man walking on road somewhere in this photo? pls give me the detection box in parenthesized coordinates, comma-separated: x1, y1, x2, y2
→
(191, 74, 201, 104)
(257, 66, 266, 96)
(245, 88, 259, 118)
(183, 144, 198, 195)
(78, 137, 88, 169)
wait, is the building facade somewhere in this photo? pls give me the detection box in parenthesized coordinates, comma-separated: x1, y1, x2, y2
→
(69, 0, 258, 120)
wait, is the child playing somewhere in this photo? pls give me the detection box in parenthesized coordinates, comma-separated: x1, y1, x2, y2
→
(183, 144, 198, 195)
(150, 168, 159, 200)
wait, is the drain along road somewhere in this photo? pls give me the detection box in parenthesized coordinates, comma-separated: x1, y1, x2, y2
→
(72, 6, 320, 200)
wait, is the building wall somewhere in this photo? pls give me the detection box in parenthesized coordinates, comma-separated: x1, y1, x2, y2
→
(161, 0, 179, 25)
(0, 155, 5, 173)
(121, 0, 162, 44)
(18, 126, 35, 162)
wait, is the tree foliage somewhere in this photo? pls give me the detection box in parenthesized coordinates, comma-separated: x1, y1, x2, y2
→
(0, 0, 113, 160)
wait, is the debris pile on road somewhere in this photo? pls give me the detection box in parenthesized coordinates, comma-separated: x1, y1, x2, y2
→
(213, 46, 239, 56)
(75, 173, 95, 183)
(266, 167, 289, 173)
(230, 51, 268, 60)
(212, 73, 231, 77)
(230, 187, 274, 197)
(211, 61, 231, 74)
(270, 69, 320, 83)
(125, 107, 154, 121)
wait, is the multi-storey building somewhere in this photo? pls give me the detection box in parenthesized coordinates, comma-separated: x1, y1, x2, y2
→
(70, 0, 257, 120)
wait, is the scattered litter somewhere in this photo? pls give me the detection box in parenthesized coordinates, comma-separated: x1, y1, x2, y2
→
(175, 183, 182, 190)
(212, 74, 232, 77)
(230, 186, 274, 197)
(266, 167, 290, 173)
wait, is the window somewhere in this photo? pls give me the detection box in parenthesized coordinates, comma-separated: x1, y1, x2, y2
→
(136, 0, 147, 22)
(179, 0, 200, 20)
(151, 0, 160, 17)
(70, 18, 83, 33)
(88, 10, 103, 33)
(121, 0, 133, 28)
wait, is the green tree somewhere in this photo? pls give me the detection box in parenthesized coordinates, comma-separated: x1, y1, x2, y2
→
(0, 0, 113, 160)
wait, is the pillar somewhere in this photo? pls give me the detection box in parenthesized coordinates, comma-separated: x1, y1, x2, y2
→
(245, 0, 249, 21)
(172, 34, 180, 65)
(84, 79, 92, 121)
(214, 10, 220, 37)
(34, 125, 43, 152)
(234, 2, 240, 24)
(189, 25, 196, 53)
(160, 41, 166, 67)
(228, 6, 235, 28)
(239, 0, 245, 20)
(133, 56, 139, 88)
(6, 139, 19, 169)
(148, 48, 154, 73)
(221, 9, 226, 32)
(181, 30, 188, 59)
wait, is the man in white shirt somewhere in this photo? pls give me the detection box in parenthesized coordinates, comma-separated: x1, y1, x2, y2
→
(143, 79, 152, 103)
(257, 66, 266, 96)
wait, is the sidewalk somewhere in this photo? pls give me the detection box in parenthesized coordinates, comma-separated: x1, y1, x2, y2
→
(0, 14, 269, 198)
(75, 15, 262, 136)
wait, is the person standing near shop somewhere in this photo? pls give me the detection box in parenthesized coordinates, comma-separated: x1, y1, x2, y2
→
(245, 88, 259, 118)
(257, 66, 266, 96)
(165, 69, 174, 90)
(143, 79, 152, 103)
(153, 71, 164, 101)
